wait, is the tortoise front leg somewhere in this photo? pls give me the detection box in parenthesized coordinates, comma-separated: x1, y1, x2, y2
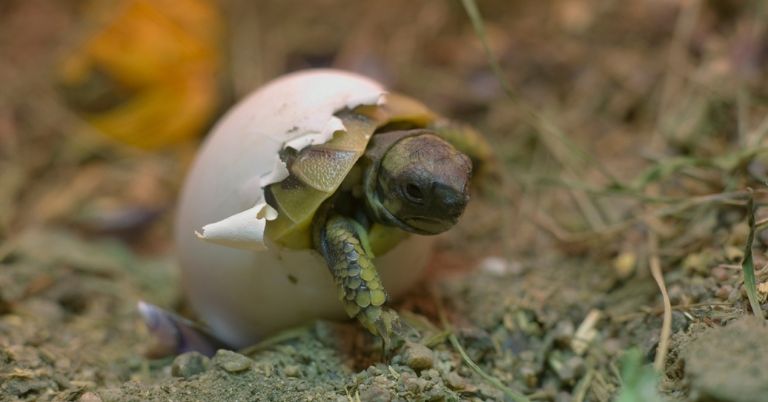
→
(315, 214, 400, 346)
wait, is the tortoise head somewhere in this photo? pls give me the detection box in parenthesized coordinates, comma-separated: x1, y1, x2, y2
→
(364, 131, 472, 235)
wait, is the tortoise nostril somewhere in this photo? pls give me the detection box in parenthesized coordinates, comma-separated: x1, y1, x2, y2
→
(433, 182, 468, 214)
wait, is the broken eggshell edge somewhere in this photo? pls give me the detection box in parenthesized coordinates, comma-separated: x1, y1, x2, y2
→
(195, 71, 385, 250)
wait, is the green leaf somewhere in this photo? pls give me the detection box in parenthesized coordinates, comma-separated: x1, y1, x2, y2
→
(616, 349, 666, 402)
(741, 193, 764, 319)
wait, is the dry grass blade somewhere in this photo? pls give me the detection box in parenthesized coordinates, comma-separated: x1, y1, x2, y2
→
(652, 0, 702, 147)
(460, 0, 615, 231)
(572, 368, 595, 402)
(535, 190, 753, 245)
(238, 325, 310, 356)
(647, 230, 671, 372)
(446, 333, 530, 402)
(460, 0, 620, 186)
(432, 288, 531, 402)
(737, 88, 750, 146)
(741, 193, 764, 319)
(750, 113, 768, 147)
(458, 0, 515, 101)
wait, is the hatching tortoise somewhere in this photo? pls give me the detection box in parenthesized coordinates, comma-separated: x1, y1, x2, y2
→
(140, 70, 494, 355)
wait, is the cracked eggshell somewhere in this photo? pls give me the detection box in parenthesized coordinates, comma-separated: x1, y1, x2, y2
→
(176, 69, 435, 348)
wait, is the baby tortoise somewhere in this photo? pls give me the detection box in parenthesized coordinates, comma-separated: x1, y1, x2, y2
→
(139, 93, 496, 355)
(263, 93, 494, 345)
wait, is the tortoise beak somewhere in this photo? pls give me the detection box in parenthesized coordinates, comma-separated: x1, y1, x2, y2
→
(403, 216, 455, 234)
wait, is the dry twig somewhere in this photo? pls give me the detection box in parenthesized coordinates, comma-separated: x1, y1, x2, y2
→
(646, 230, 672, 372)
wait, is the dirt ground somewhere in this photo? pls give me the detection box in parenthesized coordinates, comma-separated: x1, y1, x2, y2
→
(2, 0, 768, 401)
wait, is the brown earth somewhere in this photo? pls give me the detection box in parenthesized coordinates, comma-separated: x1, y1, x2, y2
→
(2, 0, 768, 401)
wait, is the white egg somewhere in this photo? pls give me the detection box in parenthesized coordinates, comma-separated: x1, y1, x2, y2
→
(176, 69, 435, 348)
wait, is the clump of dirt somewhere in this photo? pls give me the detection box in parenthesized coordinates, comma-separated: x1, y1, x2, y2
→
(55, 255, 627, 401)
(0, 229, 176, 400)
(682, 317, 768, 402)
(96, 320, 501, 402)
(102, 338, 350, 402)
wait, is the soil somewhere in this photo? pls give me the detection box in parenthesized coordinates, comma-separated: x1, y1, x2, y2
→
(2, 0, 768, 401)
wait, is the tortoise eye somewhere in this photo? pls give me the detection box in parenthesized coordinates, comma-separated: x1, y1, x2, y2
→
(404, 182, 424, 203)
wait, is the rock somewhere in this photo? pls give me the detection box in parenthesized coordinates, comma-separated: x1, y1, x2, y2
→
(283, 364, 301, 377)
(4, 374, 57, 397)
(78, 391, 103, 402)
(480, 257, 521, 276)
(92, 388, 122, 401)
(670, 310, 689, 333)
(555, 392, 572, 402)
(560, 355, 585, 383)
(402, 342, 433, 371)
(519, 364, 539, 388)
(444, 371, 467, 390)
(171, 351, 209, 378)
(212, 350, 252, 373)
(716, 285, 733, 301)
(420, 368, 440, 380)
(358, 375, 392, 402)
(552, 321, 575, 346)
(400, 372, 426, 393)
(684, 317, 768, 402)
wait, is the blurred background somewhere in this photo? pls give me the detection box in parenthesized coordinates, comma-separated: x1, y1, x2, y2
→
(2, 0, 768, 400)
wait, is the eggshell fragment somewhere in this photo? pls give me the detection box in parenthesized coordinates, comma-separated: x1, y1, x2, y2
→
(194, 202, 277, 251)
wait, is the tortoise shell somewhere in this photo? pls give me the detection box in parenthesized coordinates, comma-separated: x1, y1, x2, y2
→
(264, 93, 436, 249)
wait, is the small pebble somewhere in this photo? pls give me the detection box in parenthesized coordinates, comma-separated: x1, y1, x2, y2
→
(519, 364, 539, 388)
(254, 362, 274, 376)
(480, 257, 508, 275)
(564, 356, 585, 380)
(758, 281, 768, 295)
(613, 251, 636, 279)
(78, 392, 102, 402)
(283, 364, 301, 377)
(444, 371, 467, 390)
(552, 321, 575, 346)
(401, 372, 425, 393)
(213, 350, 252, 373)
(171, 351, 209, 378)
(671, 310, 690, 333)
(602, 338, 623, 356)
(420, 369, 440, 380)
(359, 376, 392, 402)
(711, 266, 730, 282)
(550, 356, 575, 382)
(667, 285, 684, 305)
(402, 342, 433, 370)
(555, 392, 572, 402)
(724, 246, 743, 262)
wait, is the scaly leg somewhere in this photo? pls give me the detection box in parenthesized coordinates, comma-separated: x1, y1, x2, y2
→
(315, 214, 400, 346)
